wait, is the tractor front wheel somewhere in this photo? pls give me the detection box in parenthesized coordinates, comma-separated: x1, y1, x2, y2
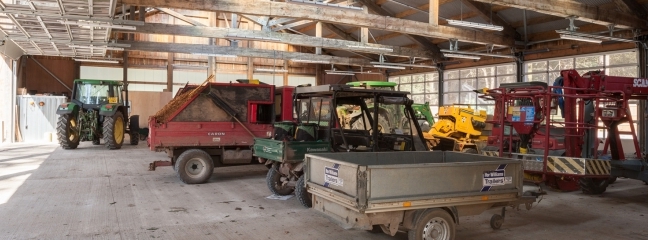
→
(103, 111, 125, 150)
(56, 114, 80, 149)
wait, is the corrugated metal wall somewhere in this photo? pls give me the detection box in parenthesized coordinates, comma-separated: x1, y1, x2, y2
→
(16, 96, 66, 142)
(0, 55, 13, 143)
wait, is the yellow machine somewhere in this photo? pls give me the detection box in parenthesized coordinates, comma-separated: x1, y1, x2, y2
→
(423, 105, 488, 153)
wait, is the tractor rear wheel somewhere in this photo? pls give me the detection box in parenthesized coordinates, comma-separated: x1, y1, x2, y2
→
(103, 111, 125, 150)
(351, 113, 390, 133)
(579, 177, 609, 194)
(56, 113, 80, 149)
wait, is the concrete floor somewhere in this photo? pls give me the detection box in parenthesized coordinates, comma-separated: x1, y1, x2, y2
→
(0, 142, 647, 240)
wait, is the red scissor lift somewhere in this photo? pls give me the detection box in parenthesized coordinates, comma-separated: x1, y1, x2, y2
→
(480, 70, 642, 194)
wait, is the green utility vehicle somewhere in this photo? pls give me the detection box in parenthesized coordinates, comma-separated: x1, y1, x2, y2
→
(56, 79, 139, 150)
(344, 81, 435, 133)
(253, 84, 429, 208)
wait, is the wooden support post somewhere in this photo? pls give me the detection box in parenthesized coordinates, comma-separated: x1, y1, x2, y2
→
(315, 22, 322, 55)
(247, 56, 254, 80)
(429, 0, 439, 26)
(361, 6, 369, 43)
(167, 52, 173, 91)
(316, 64, 323, 85)
(208, 12, 217, 77)
(139, 6, 146, 21)
(283, 61, 289, 86)
(123, 51, 129, 104)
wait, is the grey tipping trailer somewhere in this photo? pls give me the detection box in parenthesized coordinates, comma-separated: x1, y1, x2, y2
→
(304, 151, 536, 240)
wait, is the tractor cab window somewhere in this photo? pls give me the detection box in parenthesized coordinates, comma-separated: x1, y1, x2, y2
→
(75, 82, 122, 105)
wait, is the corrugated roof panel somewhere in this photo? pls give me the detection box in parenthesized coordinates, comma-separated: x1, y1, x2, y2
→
(497, 8, 544, 24)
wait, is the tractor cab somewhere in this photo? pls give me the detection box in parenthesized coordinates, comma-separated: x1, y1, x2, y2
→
(71, 80, 124, 108)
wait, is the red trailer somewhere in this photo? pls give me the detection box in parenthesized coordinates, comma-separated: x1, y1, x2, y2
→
(148, 82, 294, 184)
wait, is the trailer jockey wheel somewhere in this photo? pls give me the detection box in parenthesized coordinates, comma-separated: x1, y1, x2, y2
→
(490, 207, 506, 230)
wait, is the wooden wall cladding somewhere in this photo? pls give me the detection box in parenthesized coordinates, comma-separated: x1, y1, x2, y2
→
(129, 91, 173, 128)
(20, 56, 76, 96)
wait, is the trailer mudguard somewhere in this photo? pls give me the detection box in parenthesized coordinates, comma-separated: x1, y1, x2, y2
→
(56, 102, 79, 115)
(99, 104, 122, 117)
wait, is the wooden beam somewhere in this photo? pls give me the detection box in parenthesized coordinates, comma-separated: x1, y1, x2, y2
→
(472, 0, 646, 29)
(122, 40, 371, 66)
(612, 0, 647, 18)
(321, 23, 357, 41)
(156, 7, 206, 26)
(116, 23, 437, 59)
(121, 0, 513, 46)
(460, 0, 519, 39)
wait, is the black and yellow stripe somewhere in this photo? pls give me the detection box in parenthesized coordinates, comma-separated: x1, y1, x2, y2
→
(585, 159, 611, 175)
(547, 157, 610, 176)
(482, 151, 499, 157)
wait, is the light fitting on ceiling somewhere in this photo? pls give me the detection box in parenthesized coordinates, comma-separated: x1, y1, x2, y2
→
(372, 65, 406, 70)
(73, 58, 120, 63)
(324, 71, 356, 75)
(555, 30, 634, 43)
(346, 45, 394, 52)
(440, 49, 516, 59)
(291, 59, 330, 64)
(67, 44, 124, 51)
(446, 20, 504, 31)
(256, 68, 288, 73)
(59, 20, 137, 30)
(193, 53, 238, 58)
(442, 53, 481, 60)
(225, 34, 281, 42)
(288, 0, 363, 11)
(559, 34, 602, 44)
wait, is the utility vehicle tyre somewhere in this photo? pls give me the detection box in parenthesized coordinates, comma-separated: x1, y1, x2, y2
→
(174, 149, 214, 184)
(266, 164, 294, 196)
(56, 114, 80, 149)
(408, 208, 455, 240)
(579, 177, 609, 194)
(103, 111, 125, 150)
(295, 175, 312, 208)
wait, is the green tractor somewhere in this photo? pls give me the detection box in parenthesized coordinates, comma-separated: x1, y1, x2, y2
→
(344, 81, 435, 133)
(56, 79, 139, 150)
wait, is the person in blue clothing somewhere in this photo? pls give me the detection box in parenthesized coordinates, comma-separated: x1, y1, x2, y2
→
(553, 77, 565, 118)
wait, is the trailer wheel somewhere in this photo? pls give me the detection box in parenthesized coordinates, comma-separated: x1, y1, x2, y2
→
(266, 164, 294, 196)
(579, 177, 609, 194)
(175, 149, 214, 184)
(490, 214, 503, 230)
(129, 115, 139, 145)
(408, 209, 455, 240)
(295, 175, 312, 208)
